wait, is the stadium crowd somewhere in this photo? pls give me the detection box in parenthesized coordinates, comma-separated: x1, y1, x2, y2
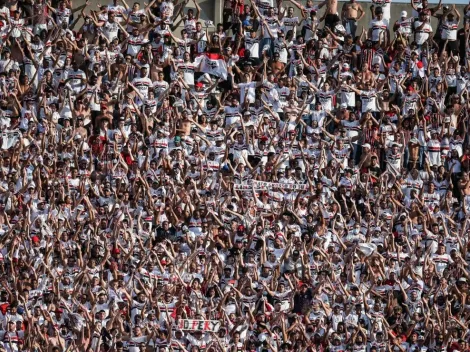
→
(0, 0, 470, 350)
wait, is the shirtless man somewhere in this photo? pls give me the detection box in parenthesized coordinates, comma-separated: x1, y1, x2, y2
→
(270, 52, 286, 77)
(458, 172, 470, 196)
(341, 0, 364, 37)
(407, 136, 420, 170)
(323, 0, 340, 29)
(290, 0, 326, 18)
(356, 65, 374, 89)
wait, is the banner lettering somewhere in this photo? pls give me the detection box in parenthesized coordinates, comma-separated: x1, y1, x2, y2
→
(233, 180, 308, 191)
(177, 319, 221, 332)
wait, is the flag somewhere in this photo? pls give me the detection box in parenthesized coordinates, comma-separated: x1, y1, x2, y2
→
(195, 53, 228, 80)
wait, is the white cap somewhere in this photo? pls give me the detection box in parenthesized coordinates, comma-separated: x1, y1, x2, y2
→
(401, 10, 407, 17)
(342, 63, 350, 69)
(340, 103, 348, 109)
(362, 143, 371, 149)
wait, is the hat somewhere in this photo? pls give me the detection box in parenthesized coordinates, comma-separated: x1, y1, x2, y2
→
(342, 63, 350, 69)
(31, 236, 40, 243)
(362, 143, 371, 149)
(112, 248, 120, 254)
(195, 82, 204, 88)
(409, 137, 419, 145)
(401, 10, 407, 17)
(340, 103, 348, 109)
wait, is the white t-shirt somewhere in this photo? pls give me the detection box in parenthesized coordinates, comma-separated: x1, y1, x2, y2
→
(369, 19, 388, 42)
(414, 21, 433, 45)
(65, 69, 86, 92)
(261, 15, 279, 39)
(107, 4, 126, 22)
(132, 77, 152, 99)
(102, 21, 120, 41)
(282, 16, 300, 36)
(244, 34, 260, 58)
(239, 82, 258, 104)
(359, 89, 378, 112)
(441, 19, 458, 40)
(431, 253, 453, 273)
(372, 0, 391, 20)
(177, 62, 196, 86)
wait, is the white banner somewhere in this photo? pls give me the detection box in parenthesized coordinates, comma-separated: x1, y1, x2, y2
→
(195, 53, 228, 80)
(178, 319, 222, 332)
(234, 180, 308, 191)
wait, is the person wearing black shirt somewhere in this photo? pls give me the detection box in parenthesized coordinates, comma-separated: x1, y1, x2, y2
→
(368, 156, 382, 179)
(155, 220, 177, 243)
(457, 22, 469, 66)
(293, 284, 313, 314)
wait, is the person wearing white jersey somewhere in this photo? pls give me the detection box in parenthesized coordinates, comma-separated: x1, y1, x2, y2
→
(414, 11, 433, 47)
(281, 7, 301, 37)
(440, 5, 460, 54)
(172, 52, 196, 87)
(308, 80, 341, 112)
(131, 66, 152, 103)
(339, 73, 356, 108)
(346, 82, 378, 114)
(90, 11, 128, 41)
(368, 7, 389, 44)
(393, 11, 413, 39)
(46, 0, 89, 28)
(64, 62, 86, 94)
(371, 0, 391, 26)
(123, 1, 146, 32)
(107, 0, 127, 22)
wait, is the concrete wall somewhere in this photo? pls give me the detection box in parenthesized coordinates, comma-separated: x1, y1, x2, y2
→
(169, 1, 467, 37)
(71, 0, 467, 36)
